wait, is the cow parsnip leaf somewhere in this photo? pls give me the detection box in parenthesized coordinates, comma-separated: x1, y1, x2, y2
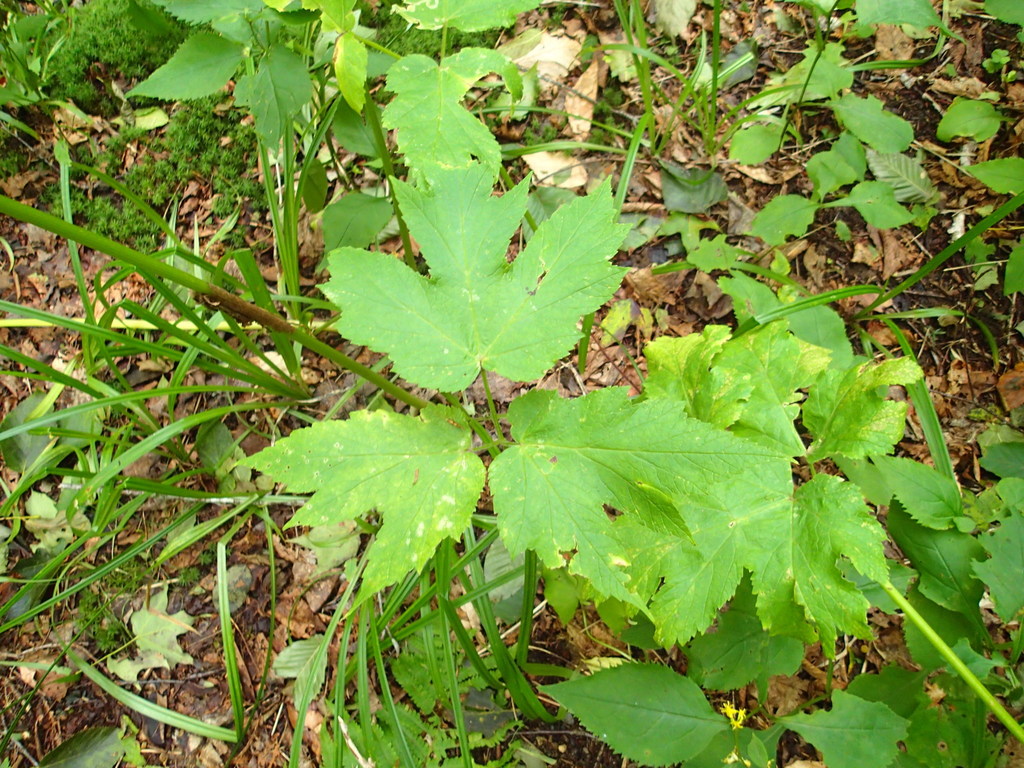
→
(242, 406, 485, 592)
(489, 387, 792, 606)
(636, 473, 888, 647)
(323, 165, 628, 391)
(645, 322, 829, 456)
(803, 357, 922, 462)
(383, 49, 511, 180)
(394, 0, 539, 31)
(643, 325, 753, 430)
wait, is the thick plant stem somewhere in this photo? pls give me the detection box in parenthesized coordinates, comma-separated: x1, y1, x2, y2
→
(880, 581, 1024, 743)
(0, 194, 429, 410)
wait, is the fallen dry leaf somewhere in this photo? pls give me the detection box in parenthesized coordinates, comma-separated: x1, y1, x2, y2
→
(508, 32, 581, 93)
(565, 60, 601, 139)
(997, 364, 1024, 411)
(523, 151, 587, 188)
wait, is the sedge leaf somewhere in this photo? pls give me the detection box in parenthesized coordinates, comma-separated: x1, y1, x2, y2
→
(394, 0, 539, 31)
(782, 690, 908, 768)
(383, 49, 511, 180)
(128, 32, 243, 100)
(323, 164, 628, 391)
(541, 664, 728, 766)
(243, 406, 485, 592)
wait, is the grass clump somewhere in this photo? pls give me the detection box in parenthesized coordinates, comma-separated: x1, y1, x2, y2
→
(44, 0, 187, 116)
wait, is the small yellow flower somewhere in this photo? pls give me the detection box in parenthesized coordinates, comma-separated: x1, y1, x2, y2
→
(720, 701, 748, 730)
(722, 747, 752, 766)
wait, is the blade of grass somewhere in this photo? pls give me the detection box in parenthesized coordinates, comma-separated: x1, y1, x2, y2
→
(216, 543, 246, 742)
(68, 650, 238, 742)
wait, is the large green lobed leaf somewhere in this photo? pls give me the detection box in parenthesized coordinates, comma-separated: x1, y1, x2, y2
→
(242, 406, 485, 592)
(394, 0, 540, 31)
(323, 164, 629, 391)
(383, 49, 511, 180)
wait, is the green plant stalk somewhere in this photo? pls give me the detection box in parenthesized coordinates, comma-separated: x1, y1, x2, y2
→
(434, 544, 473, 767)
(880, 581, 1024, 743)
(216, 543, 247, 742)
(480, 369, 507, 443)
(288, 557, 364, 768)
(363, 88, 418, 271)
(0, 194, 429, 409)
(858, 189, 1024, 316)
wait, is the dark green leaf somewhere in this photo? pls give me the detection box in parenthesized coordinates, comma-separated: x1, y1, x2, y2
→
(871, 455, 962, 529)
(301, 158, 329, 213)
(686, 575, 803, 693)
(980, 440, 1024, 478)
(886, 503, 986, 619)
(782, 691, 908, 768)
(831, 94, 914, 153)
(0, 391, 50, 473)
(749, 195, 819, 245)
(128, 33, 243, 100)
(38, 727, 125, 768)
(322, 193, 392, 251)
(542, 664, 728, 766)
(234, 43, 312, 149)
(973, 513, 1024, 620)
(660, 163, 728, 214)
